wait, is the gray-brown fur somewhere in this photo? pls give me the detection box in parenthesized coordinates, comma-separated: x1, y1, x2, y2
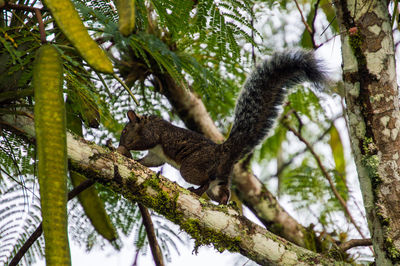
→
(225, 50, 326, 160)
(118, 50, 327, 204)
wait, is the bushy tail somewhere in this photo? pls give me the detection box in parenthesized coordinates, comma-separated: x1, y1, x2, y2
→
(225, 50, 327, 159)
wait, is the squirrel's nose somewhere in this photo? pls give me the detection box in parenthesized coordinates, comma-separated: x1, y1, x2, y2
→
(117, 145, 132, 158)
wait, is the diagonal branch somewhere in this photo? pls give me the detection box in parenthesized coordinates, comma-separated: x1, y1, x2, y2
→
(282, 119, 366, 240)
(339, 238, 372, 252)
(112, 144, 164, 265)
(294, 0, 315, 48)
(0, 113, 338, 266)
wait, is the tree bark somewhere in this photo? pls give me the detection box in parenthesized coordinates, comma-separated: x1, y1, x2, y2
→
(334, 0, 400, 264)
(0, 113, 337, 266)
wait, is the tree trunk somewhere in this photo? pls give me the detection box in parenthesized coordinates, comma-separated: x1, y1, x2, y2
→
(334, 0, 400, 264)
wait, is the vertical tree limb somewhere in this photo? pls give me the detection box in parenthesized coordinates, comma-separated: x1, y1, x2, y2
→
(334, 0, 400, 264)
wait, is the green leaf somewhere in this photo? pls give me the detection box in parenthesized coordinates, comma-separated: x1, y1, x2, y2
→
(320, 0, 339, 33)
(287, 88, 323, 121)
(329, 125, 346, 177)
(257, 124, 288, 161)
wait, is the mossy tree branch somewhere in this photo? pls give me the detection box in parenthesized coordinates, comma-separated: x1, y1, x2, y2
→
(0, 113, 338, 265)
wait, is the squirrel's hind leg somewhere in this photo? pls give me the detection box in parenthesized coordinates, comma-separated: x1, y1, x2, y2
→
(180, 161, 211, 196)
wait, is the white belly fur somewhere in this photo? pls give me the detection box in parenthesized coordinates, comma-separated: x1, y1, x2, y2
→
(149, 145, 181, 170)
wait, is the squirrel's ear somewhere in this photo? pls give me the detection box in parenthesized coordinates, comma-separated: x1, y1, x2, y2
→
(127, 110, 140, 123)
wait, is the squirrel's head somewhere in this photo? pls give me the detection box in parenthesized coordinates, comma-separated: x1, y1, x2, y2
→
(117, 110, 159, 155)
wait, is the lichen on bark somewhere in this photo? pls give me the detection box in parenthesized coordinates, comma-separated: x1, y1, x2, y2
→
(334, 0, 400, 264)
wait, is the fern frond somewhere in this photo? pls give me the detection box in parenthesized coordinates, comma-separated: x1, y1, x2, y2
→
(1, 186, 43, 266)
(192, 0, 258, 61)
(148, 0, 193, 38)
(128, 32, 187, 88)
(74, 0, 118, 26)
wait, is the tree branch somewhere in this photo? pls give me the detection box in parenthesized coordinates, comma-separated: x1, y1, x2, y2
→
(282, 117, 366, 240)
(111, 143, 163, 265)
(339, 238, 372, 252)
(1, 113, 338, 266)
(294, 0, 316, 48)
(334, 1, 400, 262)
(138, 203, 165, 266)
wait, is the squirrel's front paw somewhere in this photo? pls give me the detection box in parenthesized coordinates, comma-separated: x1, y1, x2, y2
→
(188, 182, 210, 196)
(187, 186, 202, 195)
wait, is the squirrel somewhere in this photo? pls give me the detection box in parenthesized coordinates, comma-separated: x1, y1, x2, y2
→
(117, 50, 327, 204)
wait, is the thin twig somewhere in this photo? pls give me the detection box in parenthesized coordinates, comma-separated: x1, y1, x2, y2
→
(2, 2, 41, 12)
(294, 0, 314, 37)
(113, 144, 163, 265)
(113, 73, 140, 106)
(8, 179, 95, 266)
(275, 110, 342, 177)
(8, 223, 43, 266)
(312, 0, 321, 31)
(138, 203, 165, 266)
(339, 238, 372, 251)
(310, 0, 321, 49)
(95, 71, 113, 99)
(0, 166, 40, 200)
(321, 15, 337, 37)
(34, 8, 46, 44)
(131, 248, 140, 266)
(283, 120, 367, 240)
(275, 122, 333, 177)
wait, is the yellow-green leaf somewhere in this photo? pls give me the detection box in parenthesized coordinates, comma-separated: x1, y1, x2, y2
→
(43, 0, 114, 74)
(33, 44, 70, 266)
(329, 125, 346, 176)
(116, 0, 136, 36)
(70, 171, 117, 242)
